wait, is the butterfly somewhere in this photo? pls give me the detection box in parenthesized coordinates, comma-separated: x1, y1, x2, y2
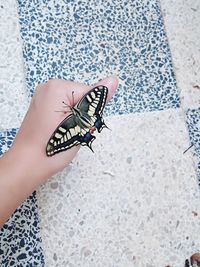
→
(46, 85, 108, 156)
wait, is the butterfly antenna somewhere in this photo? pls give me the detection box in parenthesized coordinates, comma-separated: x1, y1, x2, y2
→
(183, 144, 194, 154)
(72, 91, 75, 106)
(62, 101, 71, 108)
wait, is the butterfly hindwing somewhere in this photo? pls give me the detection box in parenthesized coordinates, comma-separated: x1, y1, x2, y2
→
(46, 85, 108, 156)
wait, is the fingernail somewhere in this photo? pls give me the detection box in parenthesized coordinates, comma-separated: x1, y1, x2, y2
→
(101, 76, 118, 88)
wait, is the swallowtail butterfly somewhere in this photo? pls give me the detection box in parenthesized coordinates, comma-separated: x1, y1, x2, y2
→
(46, 85, 108, 156)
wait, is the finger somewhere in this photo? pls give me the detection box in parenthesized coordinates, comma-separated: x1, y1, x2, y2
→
(79, 76, 118, 102)
(93, 76, 119, 103)
(70, 76, 118, 105)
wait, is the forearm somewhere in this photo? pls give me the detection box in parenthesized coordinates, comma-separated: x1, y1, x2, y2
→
(0, 77, 117, 229)
(0, 145, 48, 228)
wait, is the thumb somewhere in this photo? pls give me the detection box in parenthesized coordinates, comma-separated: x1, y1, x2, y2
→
(93, 76, 119, 103)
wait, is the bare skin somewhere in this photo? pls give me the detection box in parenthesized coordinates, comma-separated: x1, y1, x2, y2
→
(0, 76, 118, 228)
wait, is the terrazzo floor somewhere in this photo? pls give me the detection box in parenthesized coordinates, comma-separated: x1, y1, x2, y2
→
(0, 0, 28, 130)
(0, 0, 200, 267)
(38, 110, 200, 267)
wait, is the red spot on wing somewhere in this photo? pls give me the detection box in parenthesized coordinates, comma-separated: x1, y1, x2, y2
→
(90, 127, 96, 135)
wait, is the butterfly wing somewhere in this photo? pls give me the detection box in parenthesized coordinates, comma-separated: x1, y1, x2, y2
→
(46, 85, 108, 156)
(46, 114, 79, 156)
(46, 114, 96, 156)
(77, 85, 108, 132)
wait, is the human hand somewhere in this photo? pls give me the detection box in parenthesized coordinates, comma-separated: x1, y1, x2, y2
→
(0, 76, 118, 227)
(11, 76, 118, 181)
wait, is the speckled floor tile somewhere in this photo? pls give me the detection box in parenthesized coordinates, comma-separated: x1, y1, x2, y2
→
(160, 0, 200, 109)
(37, 109, 200, 267)
(0, 0, 29, 130)
(0, 130, 44, 267)
(186, 108, 200, 185)
(17, 0, 180, 115)
(0, 0, 199, 266)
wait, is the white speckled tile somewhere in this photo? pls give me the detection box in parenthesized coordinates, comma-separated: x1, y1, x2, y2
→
(0, 0, 28, 130)
(160, 0, 200, 109)
(186, 108, 200, 185)
(1, 0, 200, 266)
(37, 109, 200, 267)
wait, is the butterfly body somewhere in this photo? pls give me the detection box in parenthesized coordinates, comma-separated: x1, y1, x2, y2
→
(46, 85, 108, 156)
(72, 106, 95, 130)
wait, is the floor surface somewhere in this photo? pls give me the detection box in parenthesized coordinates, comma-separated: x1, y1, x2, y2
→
(0, 0, 200, 266)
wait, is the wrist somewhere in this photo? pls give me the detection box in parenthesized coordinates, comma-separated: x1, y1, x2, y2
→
(0, 144, 47, 227)
(2, 142, 48, 190)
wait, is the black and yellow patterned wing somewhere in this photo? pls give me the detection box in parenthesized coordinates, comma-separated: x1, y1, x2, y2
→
(46, 85, 108, 156)
(47, 114, 79, 156)
(77, 85, 108, 132)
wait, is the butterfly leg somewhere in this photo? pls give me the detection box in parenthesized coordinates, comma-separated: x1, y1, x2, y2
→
(55, 110, 71, 115)
(72, 91, 75, 106)
(55, 100, 72, 115)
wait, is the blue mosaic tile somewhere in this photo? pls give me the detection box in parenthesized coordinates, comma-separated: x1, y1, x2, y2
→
(186, 108, 200, 185)
(17, 0, 180, 115)
(0, 130, 44, 267)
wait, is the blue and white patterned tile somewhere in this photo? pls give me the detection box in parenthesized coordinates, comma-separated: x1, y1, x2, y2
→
(17, 0, 180, 115)
(0, 0, 198, 266)
(0, 1, 44, 265)
(0, 129, 17, 155)
(0, 130, 44, 267)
